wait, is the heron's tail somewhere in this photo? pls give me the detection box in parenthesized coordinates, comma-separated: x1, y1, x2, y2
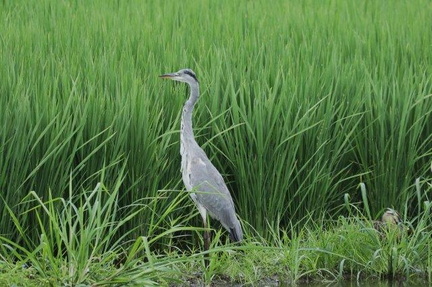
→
(229, 219, 243, 242)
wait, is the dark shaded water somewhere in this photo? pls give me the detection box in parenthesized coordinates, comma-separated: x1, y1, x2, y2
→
(295, 279, 428, 287)
(185, 278, 428, 287)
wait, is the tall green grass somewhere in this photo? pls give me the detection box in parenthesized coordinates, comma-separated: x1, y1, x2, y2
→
(1, 0, 431, 246)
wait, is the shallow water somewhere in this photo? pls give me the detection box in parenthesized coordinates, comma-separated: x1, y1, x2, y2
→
(181, 275, 428, 286)
(296, 279, 428, 287)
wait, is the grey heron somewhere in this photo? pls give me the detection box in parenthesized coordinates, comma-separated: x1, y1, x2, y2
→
(159, 68, 243, 252)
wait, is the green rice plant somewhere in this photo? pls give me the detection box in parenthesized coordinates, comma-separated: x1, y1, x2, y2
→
(1, 0, 432, 248)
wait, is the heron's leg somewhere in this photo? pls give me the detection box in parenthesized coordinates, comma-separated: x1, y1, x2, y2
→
(196, 204, 209, 248)
(203, 217, 210, 253)
(202, 218, 210, 268)
(196, 204, 210, 267)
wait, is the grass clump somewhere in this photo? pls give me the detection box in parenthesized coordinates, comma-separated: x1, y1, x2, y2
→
(0, 177, 193, 286)
(0, 178, 430, 285)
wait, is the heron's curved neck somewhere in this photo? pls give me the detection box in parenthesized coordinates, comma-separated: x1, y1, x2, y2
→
(181, 82, 200, 146)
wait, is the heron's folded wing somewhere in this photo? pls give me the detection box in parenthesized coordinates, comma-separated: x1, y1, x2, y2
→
(188, 156, 236, 222)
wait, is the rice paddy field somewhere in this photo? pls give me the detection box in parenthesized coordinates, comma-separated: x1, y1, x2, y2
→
(1, 0, 432, 285)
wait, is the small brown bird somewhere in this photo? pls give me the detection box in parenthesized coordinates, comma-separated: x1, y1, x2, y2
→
(373, 208, 407, 237)
(381, 208, 402, 225)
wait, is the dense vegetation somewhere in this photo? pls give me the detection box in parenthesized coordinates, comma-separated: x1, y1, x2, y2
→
(0, 0, 431, 285)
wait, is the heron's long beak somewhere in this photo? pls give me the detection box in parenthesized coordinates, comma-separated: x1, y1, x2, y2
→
(159, 73, 176, 79)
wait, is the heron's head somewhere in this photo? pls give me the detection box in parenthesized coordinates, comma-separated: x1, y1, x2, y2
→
(159, 68, 199, 85)
(381, 208, 401, 225)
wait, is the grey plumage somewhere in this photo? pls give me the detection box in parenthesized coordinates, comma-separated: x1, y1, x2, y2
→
(160, 68, 243, 242)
